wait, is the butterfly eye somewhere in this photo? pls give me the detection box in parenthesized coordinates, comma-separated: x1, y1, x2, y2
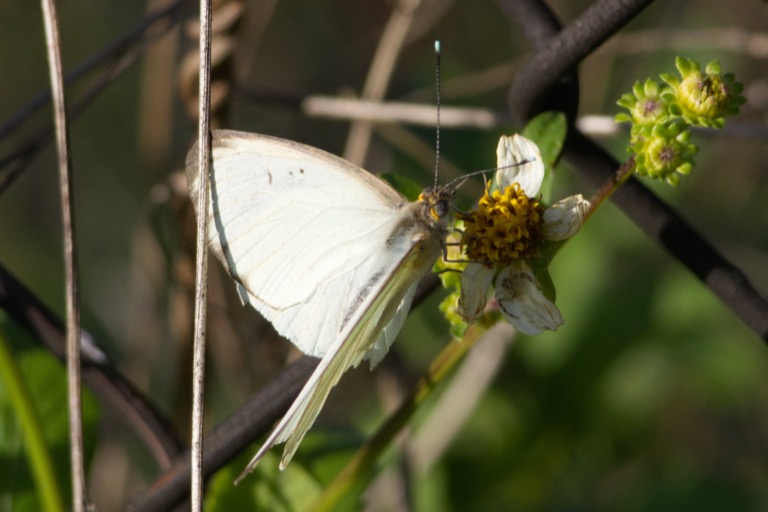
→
(432, 199, 450, 219)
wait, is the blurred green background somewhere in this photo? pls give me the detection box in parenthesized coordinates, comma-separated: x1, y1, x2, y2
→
(1, 0, 767, 510)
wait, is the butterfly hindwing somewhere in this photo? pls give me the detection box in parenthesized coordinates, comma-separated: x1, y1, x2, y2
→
(237, 226, 442, 477)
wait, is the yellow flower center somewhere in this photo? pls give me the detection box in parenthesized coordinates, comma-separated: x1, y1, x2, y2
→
(458, 183, 545, 267)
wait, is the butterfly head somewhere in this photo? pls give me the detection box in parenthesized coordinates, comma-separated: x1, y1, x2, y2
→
(418, 187, 454, 224)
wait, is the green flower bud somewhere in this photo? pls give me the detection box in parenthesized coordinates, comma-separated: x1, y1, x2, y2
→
(616, 78, 669, 127)
(661, 57, 746, 129)
(632, 121, 697, 186)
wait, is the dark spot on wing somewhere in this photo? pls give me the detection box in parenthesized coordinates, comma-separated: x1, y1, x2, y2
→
(267, 170, 273, 184)
(300, 168, 305, 174)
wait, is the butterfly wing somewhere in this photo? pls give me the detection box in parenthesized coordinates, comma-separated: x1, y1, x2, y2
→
(187, 130, 448, 478)
(186, 130, 407, 357)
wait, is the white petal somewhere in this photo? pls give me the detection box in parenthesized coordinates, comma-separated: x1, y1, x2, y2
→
(457, 263, 495, 323)
(542, 194, 590, 241)
(494, 261, 563, 335)
(494, 135, 544, 197)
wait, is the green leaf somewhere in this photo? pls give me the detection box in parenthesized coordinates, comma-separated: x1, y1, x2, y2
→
(379, 172, 422, 201)
(206, 451, 324, 512)
(616, 95, 635, 109)
(206, 430, 363, 512)
(521, 111, 567, 171)
(705, 59, 721, 75)
(659, 73, 678, 88)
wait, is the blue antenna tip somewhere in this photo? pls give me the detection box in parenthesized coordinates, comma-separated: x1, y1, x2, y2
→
(434, 40, 441, 54)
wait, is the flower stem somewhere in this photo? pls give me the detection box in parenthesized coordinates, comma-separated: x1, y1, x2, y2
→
(583, 156, 636, 223)
(311, 322, 489, 511)
(0, 332, 65, 512)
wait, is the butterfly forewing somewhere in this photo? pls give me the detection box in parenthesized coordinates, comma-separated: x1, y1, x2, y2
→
(187, 130, 408, 357)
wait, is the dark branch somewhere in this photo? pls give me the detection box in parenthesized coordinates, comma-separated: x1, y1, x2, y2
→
(0, 263, 184, 469)
(126, 356, 318, 512)
(501, 0, 654, 123)
(564, 132, 768, 339)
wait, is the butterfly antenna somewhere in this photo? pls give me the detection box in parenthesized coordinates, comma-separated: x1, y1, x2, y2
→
(433, 40, 441, 191)
(443, 158, 536, 191)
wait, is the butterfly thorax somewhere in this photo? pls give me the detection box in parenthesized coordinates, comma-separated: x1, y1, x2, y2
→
(381, 187, 453, 276)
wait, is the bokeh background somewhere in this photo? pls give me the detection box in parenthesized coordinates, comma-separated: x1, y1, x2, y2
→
(1, 0, 767, 510)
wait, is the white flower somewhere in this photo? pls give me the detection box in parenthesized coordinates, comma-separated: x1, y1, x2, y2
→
(494, 261, 564, 335)
(456, 135, 589, 335)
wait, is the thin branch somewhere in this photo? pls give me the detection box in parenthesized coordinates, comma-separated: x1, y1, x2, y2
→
(0, 0, 180, 142)
(343, 0, 422, 165)
(39, 0, 88, 509)
(596, 26, 768, 59)
(307, 97, 768, 140)
(190, 0, 214, 508)
(0, 1, 180, 196)
(303, 96, 510, 128)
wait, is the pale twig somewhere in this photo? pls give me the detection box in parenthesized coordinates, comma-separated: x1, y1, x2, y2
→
(39, 0, 88, 510)
(411, 323, 514, 473)
(304, 96, 510, 128)
(190, 0, 213, 509)
(343, 0, 422, 165)
(306, 94, 768, 142)
(596, 27, 768, 59)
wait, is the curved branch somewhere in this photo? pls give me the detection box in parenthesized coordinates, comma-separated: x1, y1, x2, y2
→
(126, 356, 318, 512)
(500, 0, 654, 123)
(0, 264, 184, 470)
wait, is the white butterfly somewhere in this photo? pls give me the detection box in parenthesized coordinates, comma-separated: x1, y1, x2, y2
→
(186, 130, 455, 482)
